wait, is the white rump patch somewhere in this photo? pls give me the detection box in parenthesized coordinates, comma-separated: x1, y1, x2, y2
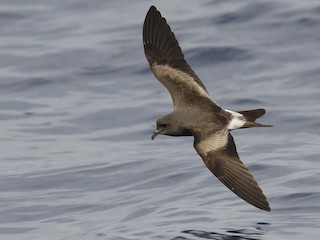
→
(225, 109, 246, 130)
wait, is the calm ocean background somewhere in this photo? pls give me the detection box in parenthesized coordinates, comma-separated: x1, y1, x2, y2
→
(0, 0, 319, 239)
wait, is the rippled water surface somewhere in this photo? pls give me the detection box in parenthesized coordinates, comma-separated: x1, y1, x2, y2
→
(0, 0, 319, 239)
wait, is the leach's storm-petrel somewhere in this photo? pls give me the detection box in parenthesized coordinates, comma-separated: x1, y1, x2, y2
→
(143, 6, 272, 211)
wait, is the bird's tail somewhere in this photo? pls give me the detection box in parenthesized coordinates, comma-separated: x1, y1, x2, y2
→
(238, 108, 273, 128)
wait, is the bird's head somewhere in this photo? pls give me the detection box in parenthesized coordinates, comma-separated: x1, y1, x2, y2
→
(151, 113, 191, 140)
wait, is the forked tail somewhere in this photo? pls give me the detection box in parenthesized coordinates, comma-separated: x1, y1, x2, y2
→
(238, 108, 273, 129)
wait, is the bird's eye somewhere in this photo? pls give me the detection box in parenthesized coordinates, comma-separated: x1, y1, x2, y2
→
(160, 123, 169, 128)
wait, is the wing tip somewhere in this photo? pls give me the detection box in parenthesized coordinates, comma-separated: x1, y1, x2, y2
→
(255, 199, 271, 212)
(149, 5, 157, 11)
(265, 206, 271, 212)
(146, 5, 159, 21)
(260, 205, 271, 212)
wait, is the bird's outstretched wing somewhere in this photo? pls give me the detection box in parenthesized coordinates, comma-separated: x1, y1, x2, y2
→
(143, 6, 219, 109)
(194, 132, 270, 211)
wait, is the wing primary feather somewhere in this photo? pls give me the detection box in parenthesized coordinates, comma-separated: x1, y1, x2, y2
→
(143, 5, 214, 105)
(195, 133, 270, 211)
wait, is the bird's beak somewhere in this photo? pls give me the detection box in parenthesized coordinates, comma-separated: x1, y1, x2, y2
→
(151, 129, 160, 140)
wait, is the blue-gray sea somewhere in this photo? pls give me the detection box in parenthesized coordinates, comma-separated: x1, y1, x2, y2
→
(0, 0, 319, 239)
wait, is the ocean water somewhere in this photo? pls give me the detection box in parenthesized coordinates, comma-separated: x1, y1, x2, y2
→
(0, 0, 319, 239)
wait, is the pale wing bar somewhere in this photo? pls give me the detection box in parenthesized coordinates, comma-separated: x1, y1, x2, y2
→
(143, 6, 216, 107)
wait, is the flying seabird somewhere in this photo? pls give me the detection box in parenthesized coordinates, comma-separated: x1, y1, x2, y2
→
(143, 5, 272, 211)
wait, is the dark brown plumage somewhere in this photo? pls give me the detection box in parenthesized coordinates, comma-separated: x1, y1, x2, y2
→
(144, 5, 271, 211)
